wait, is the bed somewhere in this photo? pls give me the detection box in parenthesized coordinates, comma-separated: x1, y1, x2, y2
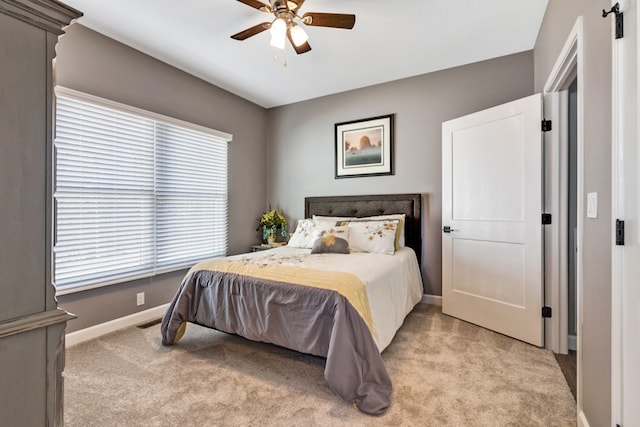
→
(160, 194, 424, 415)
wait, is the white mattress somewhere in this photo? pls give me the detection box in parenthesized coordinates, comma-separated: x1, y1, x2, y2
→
(230, 246, 424, 352)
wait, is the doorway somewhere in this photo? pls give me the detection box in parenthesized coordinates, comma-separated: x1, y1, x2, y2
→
(567, 78, 578, 353)
(554, 77, 578, 400)
(541, 15, 583, 415)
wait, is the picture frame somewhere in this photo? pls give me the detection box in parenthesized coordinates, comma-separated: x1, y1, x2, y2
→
(335, 114, 394, 178)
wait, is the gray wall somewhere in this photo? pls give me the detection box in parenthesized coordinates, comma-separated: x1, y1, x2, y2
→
(534, 1, 612, 425)
(265, 52, 534, 295)
(55, 24, 268, 332)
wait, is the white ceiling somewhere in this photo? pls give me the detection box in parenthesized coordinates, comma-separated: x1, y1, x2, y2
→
(60, 0, 548, 108)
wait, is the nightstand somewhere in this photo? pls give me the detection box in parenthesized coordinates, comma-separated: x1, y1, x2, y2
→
(251, 242, 286, 252)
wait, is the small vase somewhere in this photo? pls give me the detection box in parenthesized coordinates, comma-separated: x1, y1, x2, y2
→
(264, 226, 276, 244)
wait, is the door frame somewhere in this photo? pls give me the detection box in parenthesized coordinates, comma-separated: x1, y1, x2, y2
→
(542, 15, 584, 418)
(611, 0, 637, 424)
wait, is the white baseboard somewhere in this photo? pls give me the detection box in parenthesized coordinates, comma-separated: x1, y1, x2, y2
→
(577, 409, 590, 427)
(421, 294, 442, 306)
(68, 296, 442, 347)
(65, 303, 169, 348)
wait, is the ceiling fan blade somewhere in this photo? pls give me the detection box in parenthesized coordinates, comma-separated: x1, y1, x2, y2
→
(231, 22, 270, 40)
(287, 31, 312, 54)
(301, 12, 356, 29)
(236, 0, 271, 13)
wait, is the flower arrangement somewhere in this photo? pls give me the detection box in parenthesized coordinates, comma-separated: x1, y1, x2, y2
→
(258, 209, 288, 242)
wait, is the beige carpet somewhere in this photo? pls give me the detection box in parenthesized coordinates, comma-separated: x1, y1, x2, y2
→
(64, 304, 576, 426)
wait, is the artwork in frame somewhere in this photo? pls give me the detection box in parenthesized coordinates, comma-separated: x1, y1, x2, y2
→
(335, 114, 394, 178)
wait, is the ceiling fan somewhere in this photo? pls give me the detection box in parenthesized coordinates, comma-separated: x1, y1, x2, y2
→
(231, 0, 356, 54)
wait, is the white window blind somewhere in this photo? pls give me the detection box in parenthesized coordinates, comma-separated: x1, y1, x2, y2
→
(53, 87, 231, 294)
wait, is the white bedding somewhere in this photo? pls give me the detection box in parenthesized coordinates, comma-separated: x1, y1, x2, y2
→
(228, 245, 424, 351)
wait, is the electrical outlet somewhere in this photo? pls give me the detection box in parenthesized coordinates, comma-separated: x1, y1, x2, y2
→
(136, 292, 145, 306)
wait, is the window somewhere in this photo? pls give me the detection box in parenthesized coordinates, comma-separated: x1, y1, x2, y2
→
(53, 87, 231, 294)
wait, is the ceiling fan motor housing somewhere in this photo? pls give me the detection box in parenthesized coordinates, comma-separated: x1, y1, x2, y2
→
(271, 0, 290, 13)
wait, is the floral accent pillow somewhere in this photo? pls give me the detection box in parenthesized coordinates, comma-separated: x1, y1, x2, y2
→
(310, 226, 350, 254)
(347, 220, 399, 255)
(361, 214, 406, 249)
(287, 219, 318, 248)
(288, 219, 348, 249)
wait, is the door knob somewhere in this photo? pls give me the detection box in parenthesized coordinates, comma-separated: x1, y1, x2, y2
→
(442, 226, 458, 233)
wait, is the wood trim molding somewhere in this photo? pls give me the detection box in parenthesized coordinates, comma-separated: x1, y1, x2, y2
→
(0, 308, 76, 339)
(0, 0, 82, 34)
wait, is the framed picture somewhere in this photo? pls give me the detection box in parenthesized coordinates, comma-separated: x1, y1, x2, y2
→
(335, 114, 394, 178)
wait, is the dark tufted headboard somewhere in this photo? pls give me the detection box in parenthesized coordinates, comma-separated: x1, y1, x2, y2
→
(305, 194, 422, 262)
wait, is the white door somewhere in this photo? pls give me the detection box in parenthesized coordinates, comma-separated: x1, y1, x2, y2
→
(613, 0, 640, 424)
(442, 93, 544, 347)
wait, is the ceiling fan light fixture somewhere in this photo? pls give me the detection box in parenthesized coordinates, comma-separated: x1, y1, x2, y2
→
(289, 24, 308, 47)
(270, 33, 286, 49)
(270, 17, 287, 36)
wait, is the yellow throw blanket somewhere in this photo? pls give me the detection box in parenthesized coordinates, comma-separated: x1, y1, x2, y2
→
(190, 258, 374, 334)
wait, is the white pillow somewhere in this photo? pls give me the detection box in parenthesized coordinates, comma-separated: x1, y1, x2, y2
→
(287, 219, 318, 248)
(312, 215, 356, 226)
(313, 213, 407, 249)
(288, 219, 351, 249)
(362, 214, 406, 249)
(347, 220, 399, 255)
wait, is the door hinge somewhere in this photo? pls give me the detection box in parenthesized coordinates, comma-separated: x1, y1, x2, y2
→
(603, 3, 624, 39)
(542, 306, 552, 318)
(542, 213, 552, 225)
(616, 219, 625, 245)
(541, 119, 552, 132)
